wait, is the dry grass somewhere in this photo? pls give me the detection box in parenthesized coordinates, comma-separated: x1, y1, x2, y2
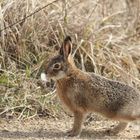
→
(0, 0, 140, 119)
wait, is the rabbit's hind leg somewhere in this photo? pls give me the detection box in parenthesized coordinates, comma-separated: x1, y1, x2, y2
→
(106, 122, 128, 136)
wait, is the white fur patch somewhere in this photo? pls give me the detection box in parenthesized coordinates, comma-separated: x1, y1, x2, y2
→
(41, 73, 48, 82)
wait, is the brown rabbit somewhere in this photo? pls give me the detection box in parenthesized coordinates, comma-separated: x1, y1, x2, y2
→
(41, 36, 140, 137)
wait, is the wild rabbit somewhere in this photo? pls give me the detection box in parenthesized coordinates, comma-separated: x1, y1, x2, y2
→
(41, 36, 140, 137)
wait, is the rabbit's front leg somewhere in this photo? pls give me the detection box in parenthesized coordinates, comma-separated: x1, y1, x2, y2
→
(67, 111, 84, 137)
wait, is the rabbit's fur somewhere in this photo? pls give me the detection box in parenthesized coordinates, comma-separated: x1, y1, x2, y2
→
(42, 36, 140, 137)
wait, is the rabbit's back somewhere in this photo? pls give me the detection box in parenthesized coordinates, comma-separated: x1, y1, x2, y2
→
(89, 72, 140, 103)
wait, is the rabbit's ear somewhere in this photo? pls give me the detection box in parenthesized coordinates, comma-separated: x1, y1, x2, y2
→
(59, 36, 72, 60)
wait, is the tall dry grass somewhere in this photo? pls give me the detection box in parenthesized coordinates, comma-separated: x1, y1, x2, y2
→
(0, 0, 140, 119)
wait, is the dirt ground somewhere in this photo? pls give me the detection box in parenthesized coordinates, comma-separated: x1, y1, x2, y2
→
(0, 117, 140, 140)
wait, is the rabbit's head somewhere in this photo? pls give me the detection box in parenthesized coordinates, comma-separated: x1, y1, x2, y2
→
(41, 36, 73, 81)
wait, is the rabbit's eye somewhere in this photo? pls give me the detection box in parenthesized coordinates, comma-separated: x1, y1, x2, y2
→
(53, 63, 61, 69)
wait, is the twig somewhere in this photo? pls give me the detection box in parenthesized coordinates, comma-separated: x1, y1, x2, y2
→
(0, 0, 60, 33)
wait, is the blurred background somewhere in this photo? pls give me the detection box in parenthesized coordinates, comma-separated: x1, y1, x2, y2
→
(0, 0, 140, 120)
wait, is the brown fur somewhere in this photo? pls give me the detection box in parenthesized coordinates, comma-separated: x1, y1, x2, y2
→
(43, 36, 140, 137)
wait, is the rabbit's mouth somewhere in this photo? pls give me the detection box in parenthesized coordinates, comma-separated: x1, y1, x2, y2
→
(41, 71, 66, 81)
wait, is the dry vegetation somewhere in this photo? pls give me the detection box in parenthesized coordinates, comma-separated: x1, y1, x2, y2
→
(0, 0, 140, 119)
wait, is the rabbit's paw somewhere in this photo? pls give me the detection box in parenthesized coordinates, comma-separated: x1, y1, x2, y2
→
(66, 129, 80, 137)
(106, 129, 119, 136)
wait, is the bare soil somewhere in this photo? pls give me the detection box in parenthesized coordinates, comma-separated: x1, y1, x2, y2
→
(0, 117, 140, 140)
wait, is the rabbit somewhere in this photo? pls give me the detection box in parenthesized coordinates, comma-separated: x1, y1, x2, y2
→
(41, 36, 140, 137)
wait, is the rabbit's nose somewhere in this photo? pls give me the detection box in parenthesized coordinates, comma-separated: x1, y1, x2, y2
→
(41, 73, 49, 82)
